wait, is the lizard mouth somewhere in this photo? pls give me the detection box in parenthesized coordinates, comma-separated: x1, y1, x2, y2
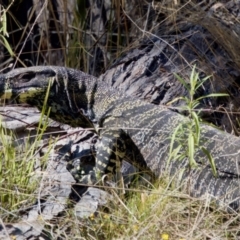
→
(0, 70, 56, 102)
(0, 86, 44, 103)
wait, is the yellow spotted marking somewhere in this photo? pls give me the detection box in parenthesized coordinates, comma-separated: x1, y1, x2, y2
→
(18, 87, 43, 101)
(107, 166, 113, 171)
(1, 89, 12, 99)
(110, 158, 117, 163)
(97, 161, 107, 168)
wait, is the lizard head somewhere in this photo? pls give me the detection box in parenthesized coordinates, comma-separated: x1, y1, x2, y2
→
(0, 67, 57, 102)
(0, 66, 95, 128)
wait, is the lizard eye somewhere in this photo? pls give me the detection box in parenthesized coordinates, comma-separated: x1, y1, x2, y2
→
(17, 72, 36, 83)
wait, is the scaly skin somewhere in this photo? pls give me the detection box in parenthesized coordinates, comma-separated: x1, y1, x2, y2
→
(0, 66, 240, 210)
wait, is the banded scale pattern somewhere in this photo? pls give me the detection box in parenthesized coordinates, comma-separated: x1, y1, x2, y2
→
(0, 66, 240, 210)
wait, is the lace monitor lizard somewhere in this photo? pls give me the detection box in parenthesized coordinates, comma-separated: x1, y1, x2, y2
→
(0, 66, 240, 211)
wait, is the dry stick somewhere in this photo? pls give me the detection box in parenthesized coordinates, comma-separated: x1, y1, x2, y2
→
(12, 0, 48, 69)
(0, 217, 10, 240)
(121, 2, 193, 69)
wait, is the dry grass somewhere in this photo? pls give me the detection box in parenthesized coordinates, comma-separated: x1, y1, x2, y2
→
(1, 1, 240, 239)
(40, 179, 240, 239)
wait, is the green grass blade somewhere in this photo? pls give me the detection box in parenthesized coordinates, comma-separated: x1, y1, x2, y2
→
(188, 133, 197, 168)
(191, 111, 200, 145)
(168, 124, 183, 165)
(0, 35, 14, 56)
(196, 93, 229, 102)
(174, 73, 190, 91)
(201, 147, 218, 177)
